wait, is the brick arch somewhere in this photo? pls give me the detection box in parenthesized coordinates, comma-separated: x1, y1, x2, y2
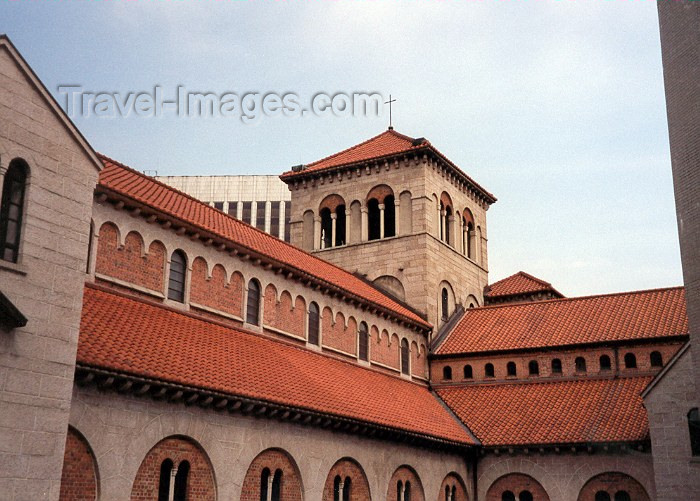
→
(462, 208, 475, 226)
(440, 191, 453, 209)
(386, 465, 425, 501)
(130, 435, 216, 501)
(438, 472, 468, 501)
(188, 257, 242, 318)
(240, 448, 303, 501)
(96, 223, 165, 292)
(367, 184, 394, 203)
(59, 426, 98, 501)
(322, 457, 372, 501)
(485, 473, 549, 501)
(320, 193, 347, 212)
(577, 472, 650, 501)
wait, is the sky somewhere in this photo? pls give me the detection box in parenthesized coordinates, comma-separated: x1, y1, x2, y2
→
(1, 0, 683, 297)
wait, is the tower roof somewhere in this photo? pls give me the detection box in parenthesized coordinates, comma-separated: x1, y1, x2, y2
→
(280, 129, 497, 205)
(484, 271, 564, 300)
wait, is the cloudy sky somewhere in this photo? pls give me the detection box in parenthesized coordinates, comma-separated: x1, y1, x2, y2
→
(1, 0, 682, 297)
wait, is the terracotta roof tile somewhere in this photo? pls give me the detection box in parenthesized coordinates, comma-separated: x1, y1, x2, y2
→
(436, 287, 687, 355)
(485, 271, 563, 298)
(97, 155, 429, 329)
(78, 286, 473, 445)
(437, 377, 651, 446)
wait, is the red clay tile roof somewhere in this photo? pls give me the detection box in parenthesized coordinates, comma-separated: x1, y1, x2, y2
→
(436, 287, 687, 355)
(279, 129, 497, 204)
(78, 285, 473, 445)
(96, 155, 429, 329)
(437, 377, 651, 446)
(485, 271, 563, 298)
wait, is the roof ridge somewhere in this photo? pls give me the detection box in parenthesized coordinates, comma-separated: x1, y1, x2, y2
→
(84, 283, 432, 386)
(306, 129, 415, 168)
(438, 375, 653, 391)
(474, 285, 685, 312)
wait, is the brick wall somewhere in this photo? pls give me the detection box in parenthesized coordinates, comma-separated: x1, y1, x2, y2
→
(577, 472, 649, 501)
(240, 448, 303, 501)
(263, 285, 305, 338)
(322, 308, 357, 356)
(95, 223, 165, 292)
(371, 328, 400, 370)
(189, 256, 243, 317)
(321, 458, 371, 501)
(58, 428, 97, 501)
(130, 436, 215, 501)
(386, 466, 425, 501)
(485, 473, 549, 501)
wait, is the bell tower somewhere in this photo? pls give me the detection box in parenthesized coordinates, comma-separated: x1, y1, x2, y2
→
(280, 129, 496, 329)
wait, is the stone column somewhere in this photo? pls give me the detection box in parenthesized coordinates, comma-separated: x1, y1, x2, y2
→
(314, 216, 321, 250)
(168, 465, 178, 501)
(331, 212, 337, 248)
(345, 208, 352, 244)
(338, 479, 345, 501)
(379, 203, 385, 239)
(440, 209, 446, 241)
(361, 206, 368, 241)
(394, 199, 401, 236)
(448, 215, 456, 247)
(267, 474, 274, 501)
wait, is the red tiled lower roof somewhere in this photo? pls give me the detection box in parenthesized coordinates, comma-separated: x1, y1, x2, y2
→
(485, 271, 563, 298)
(78, 285, 473, 446)
(437, 377, 652, 446)
(436, 287, 687, 355)
(96, 155, 429, 329)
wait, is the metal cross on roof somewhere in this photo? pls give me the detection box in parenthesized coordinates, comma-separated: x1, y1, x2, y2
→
(384, 94, 396, 130)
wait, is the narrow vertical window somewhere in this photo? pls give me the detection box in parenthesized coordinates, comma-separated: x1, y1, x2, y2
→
(368, 198, 380, 241)
(507, 361, 517, 377)
(401, 338, 410, 375)
(519, 491, 533, 501)
(284, 201, 291, 242)
(358, 322, 369, 361)
(242, 201, 252, 224)
(614, 492, 631, 501)
(441, 288, 449, 321)
(168, 250, 187, 302)
(384, 195, 395, 238)
(464, 364, 473, 379)
(334, 476, 341, 501)
(650, 351, 663, 368)
(404, 480, 411, 501)
(270, 201, 280, 238)
(485, 363, 495, 378)
(397, 480, 403, 501)
(213, 201, 224, 210)
(624, 353, 637, 369)
(0, 159, 28, 263)
(599, 355, 612, 371)
(445, 486, 450, 501)
(173, 460, 189, 501)
(158, 459, 174, 501)
(595, 492, 611, 501)
(443, 366, 452, 380)
(308, 302, 320, 346)
(256, 201, 266, 231)
(86, 221, 94, 274)
(343, 477, 351, 501)
(246, 279, 261, 325)
(575, 356, 587, 373)
(502, 492, 515, 501)
(689, 408, 700, 456)
(271, 469, 282, 501)
(260, 468, 270, 501)
(552, 358, 562, 374)
(336, 204, 346, 246)
(444, 206, 452, 245)
(320, 208, 333, 249)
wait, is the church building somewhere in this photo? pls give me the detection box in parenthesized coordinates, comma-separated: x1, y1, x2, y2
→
(1, 5, 699, 499)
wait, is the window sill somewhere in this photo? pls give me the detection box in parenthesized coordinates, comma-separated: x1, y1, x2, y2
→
(0, 259, 27, 276)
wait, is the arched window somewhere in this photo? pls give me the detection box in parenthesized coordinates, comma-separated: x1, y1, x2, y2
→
(444, 206, 452, 245)
(650, 351, 663, 368)
(507, 361, 517, 377)
(552, 358, 562, 374)
(336, 205, 346, 246)
(439, 202, 445, 241)
(502, 491, 516, 501)
(260, 468, 270, 501)
(404, 480, 411, 501)
(358, 322, 369, 361)
(451, 486, 456, 501)
(575, 356, 587, 373)
(528, 360, 539, 376)
(173, 460, 189, 501)
(368, 199, 380, 241)
(397, 480, 403, 501)
(445, 486, 450, 501)
(441, 287, 449, 321)
(308, 302, 320, 345)
(519, 491, 533, 501)
(614, 491, 631, 501)
(624, 353, 637, 369)
(384, 195, 396, 238)
(689, 408, 700, 456)
(158, 459, 174, 501)
(246, 279, 261, 325)
(401, 339, 410, 375)
(464, 364, 473, 379)
(485, 363, 495, 378)
(334, 475, 341, 501)
(443, 366, 452, 380)
(0, 159, 28, 263)
(595, 492, 611, 501)
(168, 250, 187, 302)
(600, 355, 612, 371)
(271, 469, 282, 501)
(343, 477, 351, 501)
(320, 207, 333, 249)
